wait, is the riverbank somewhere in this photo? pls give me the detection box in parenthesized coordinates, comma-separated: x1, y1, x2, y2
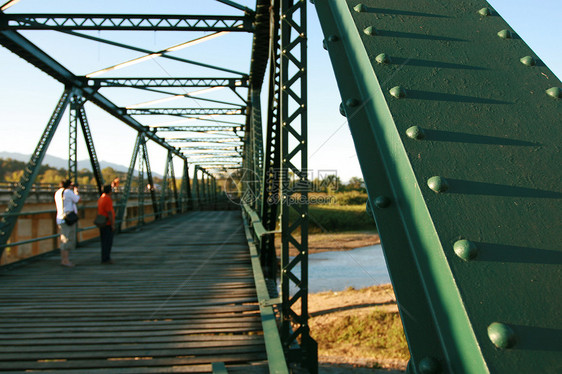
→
(309, 284, 409, 372)
(276, 231, 380, 256)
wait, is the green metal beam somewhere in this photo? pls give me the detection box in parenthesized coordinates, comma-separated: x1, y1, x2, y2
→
(116, 132, 142, 231)
(0, 88, 72, 249)
(87, 77, 248, 88)
(279, 0, 316, 371)
(314, 1, 562, 373)
(127, 108, 245, 116)
(2, 13, 253, 31)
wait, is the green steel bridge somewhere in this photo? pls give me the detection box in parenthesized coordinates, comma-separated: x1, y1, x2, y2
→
(0, 1, 560, 373)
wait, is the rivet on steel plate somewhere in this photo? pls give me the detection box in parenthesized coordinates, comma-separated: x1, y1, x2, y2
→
(488, 322, 516, 349)
(363, 26, 377, 35)
(406, 126, 425, 140)
(427, 176, 448, 193)
(497, 29, 512, 39)
(346, 98, 360, 107)
(339, 103, 347, 116)
(453, 239, 478, 261)
(354, 4, 367, 13)
(545, 87, 562, 99)
(418, 357, 440, 374)
(328, 35, 339, 42)
(519, 56, 535, 66)
(375, 53, 391, 64)
(374, 196, 391, 208)
(478, 7, 491, 16)
(390, 86, 406, 98)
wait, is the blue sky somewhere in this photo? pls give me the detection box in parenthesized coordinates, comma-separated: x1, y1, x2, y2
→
(0, 0, 560, 182)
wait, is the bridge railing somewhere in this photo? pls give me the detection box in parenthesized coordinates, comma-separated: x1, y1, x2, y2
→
(0, 185, 189, 266)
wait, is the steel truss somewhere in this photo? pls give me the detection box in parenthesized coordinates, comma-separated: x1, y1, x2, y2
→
(0, 1, 316, 371)
(87, 77, 248, 88)
(127, 108, 245, 116)
(278, 0, 316, 370)
(3, 14, 254, 31)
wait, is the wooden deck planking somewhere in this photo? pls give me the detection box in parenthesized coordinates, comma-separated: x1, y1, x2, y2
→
(0, 211, 269, 373)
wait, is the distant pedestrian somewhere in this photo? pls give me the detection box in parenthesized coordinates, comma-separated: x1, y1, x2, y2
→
(54, 179, 80, 267)
(97, 185, 115, 264)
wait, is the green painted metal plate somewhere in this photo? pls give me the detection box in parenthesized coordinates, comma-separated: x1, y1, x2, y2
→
(314, 0, 562, 373)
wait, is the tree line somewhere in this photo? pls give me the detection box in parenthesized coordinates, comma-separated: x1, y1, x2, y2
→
(0, 158, 128, 186)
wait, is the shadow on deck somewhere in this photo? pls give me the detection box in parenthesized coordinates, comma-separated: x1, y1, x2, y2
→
(0, 210, 269, 373)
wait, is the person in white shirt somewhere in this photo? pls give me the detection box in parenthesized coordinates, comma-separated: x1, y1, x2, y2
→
(54, 179, 81, 267)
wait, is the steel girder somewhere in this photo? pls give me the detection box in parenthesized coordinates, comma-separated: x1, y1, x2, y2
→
(116, 133, 142, 231)
(127, 108, 245, 116)
(260, 0, 281, 280)
(68, 95, 80, 184)
(151, 126, 243, 133)
(77, 103, 104, 193)
(2, 13, 254, 32)
(87, 77, 248, 88)
(314, 1, 562, 373)
(0, 89, 72, 248)
(279, 0, 316, 371)
(0, 24, 185, 160)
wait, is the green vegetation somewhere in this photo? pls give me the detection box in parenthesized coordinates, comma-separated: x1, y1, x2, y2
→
(306, 204, 375, 233)
(0, 158, 164, 188)
(314, 310, 409, 361)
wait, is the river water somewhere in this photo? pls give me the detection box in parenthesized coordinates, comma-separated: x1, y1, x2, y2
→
(290, 244, 391, 294)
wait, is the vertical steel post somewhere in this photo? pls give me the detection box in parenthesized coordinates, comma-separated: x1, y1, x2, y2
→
(279, 0, 316, 371)
(116, 132, 142, 232)
(169, 156, 179, 214)
(68, 95, 79, 185)
(260, 0, 281, 278)
(140, 138, 159, 220)
(137, 140, 146, 226)
(181, 159, 192, 211)
(193, 165, 200, 210)
(161, 150, 171, 217)
(0, 88, 72, 250)
(77, 102, 104, 193)
(251, 89, 264, 211)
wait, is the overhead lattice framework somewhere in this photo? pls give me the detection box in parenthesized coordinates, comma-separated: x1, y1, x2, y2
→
(0, 1, 314, 371)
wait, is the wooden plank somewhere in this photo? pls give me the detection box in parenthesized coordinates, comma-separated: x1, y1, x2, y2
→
(0, 338, 266, 353)
(0, 211, 270, 371)
(0, 352, 268, 370)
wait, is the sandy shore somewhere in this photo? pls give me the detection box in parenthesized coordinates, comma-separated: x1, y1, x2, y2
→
(277, 232, 380, 256)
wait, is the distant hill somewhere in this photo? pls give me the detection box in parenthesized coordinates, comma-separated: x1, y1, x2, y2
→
(0, 152, 162, 177)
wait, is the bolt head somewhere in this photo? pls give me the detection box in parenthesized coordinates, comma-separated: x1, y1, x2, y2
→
(497, 29, 512, 39)
(488, 322, 516, 349)
(418, 357, 441, 374)
(354, 3, 367, 12)
(374, 196, 391, 208)
(427, 176, 448, 193)
(389, 86, 406, 98)
(478, 7, 491, 16)
(519, 56, 536, 67)
(339, 103, 347, 116)
(346, 98, 360, 107)
(546, 87, 562, 99)
(406, 126, 425, 140)
(453, 239, 478, 261)
(375, 53, 391, 64)
(363, 26, 377, 36)
(328, 35, 339, 42)
(322, 39, 327, 50)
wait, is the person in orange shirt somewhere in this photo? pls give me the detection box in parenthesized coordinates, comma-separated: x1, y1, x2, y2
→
(97, 185, 116, 264)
